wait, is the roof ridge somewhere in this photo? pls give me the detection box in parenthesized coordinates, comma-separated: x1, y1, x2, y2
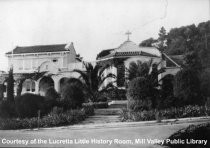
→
(15, 43, 67, 48)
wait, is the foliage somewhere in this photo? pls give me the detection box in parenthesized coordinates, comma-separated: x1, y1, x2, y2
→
(164, 123, 210, 148)
(74, 62, 116, 101)
(158, 74, 176, 109)
(0, 109, 91, 130)
(44, 88, 60, 113)
(126, 59, 165, 110)
(200, 69, 210, 99)
(45, 87, 59, 101)
(126, 60, 151, 81)
(15, 93, 46, 118)
(7, 68, 14, 102)
(0, 100, 16, 118)
(82, 103, 95, 116)
(139, 38, 157, 47)
(61, 78, 85, 110)
(0, 84, 5, 101)
(16, 71, 47, 96)
(174, 68, 204, 106)
(157, 26, 167, 52)
(120, 105, 210, 122)
(127, 77, 150, 100)
(105, 88, 126, 100)
(93, 102, 108, 109)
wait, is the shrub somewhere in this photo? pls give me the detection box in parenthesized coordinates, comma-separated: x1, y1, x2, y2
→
(127, 77, 150, 100)
(93, 102, 108, 109)
(82, 103, 94, 116)
(174, 68, 204, 106)
(164, 123, 210, 148)
(45, 87, 59, 101)
(15, 94, 46, 118)
(127, 77, 152, 110)
(61, 78, 85, 110)
(120, 105, 210, 122)
(7, 68, 14, 102)
(0, 100, 16, 118)
(0, 108, 90, 130)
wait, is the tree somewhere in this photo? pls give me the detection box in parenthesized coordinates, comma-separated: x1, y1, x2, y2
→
(7, 68, 14, 102)
(61, 78, 85, 110)
(126, 60, 151, 81)
(200, 69, 210, 101)
(139, 38, 157, 47)
(73, 62, 116, 101)
(156, 26, 167, 53)
(126, 60, 165, 109)
(174, 68, 204, 106)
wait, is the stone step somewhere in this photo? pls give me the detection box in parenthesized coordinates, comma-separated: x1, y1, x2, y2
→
(80, 115, 121, 124)
(94, 108, 121, 115)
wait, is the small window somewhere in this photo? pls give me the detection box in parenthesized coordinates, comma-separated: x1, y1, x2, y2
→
(46, 65, 48, 70)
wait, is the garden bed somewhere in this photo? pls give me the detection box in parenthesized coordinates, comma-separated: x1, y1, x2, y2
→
(163, 123, 210, 148)
(0, 106, 94, 130)
(120, 105, 210, 122)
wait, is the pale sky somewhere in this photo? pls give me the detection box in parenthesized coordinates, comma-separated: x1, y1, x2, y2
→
(0, 0, 209, 71)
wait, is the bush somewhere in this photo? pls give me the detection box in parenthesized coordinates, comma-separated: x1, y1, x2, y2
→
(61, 78, 85, 110)
(164, 123, 210, 148)
(45, 87, 59, 101)
(127, 77, 153, 111)
(120, 105, 210, 122)
(128, 99, 152, 111)
(174, 68, 204, 106)
(0, 109, 89, 130)
(0, 100, 16, 118)
(127, 77, 150, 100)
(93, 102, 108, 109)
(15, 94, 46, 118)
(82, 103, 95, 116)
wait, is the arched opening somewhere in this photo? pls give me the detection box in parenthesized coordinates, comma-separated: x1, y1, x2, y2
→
(22, 79, 36, 94)
(39, 76, 54, 96)
(59, 77, 69, 93)
(21, 79, 35, 94)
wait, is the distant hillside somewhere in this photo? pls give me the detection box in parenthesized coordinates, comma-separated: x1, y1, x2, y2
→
(140, 20, 210, 69)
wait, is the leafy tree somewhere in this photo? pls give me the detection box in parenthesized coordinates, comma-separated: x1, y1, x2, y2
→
(74, 62, 116, 101)
(61, 78, 85, 110)
(126, 60, 151, 81)
(200, 69, 210, 100)
(139, 38, 157, 47)
(127, 77, 152, 111)
(157, 26, 167, 53)
(7, 68, 14, 102)
(174, 68, 204, 106)
(126, 60, 165, 109)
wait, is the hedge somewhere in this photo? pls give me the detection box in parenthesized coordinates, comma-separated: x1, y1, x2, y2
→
(0, 105, 94, 130)
(120, 105, 210, 122)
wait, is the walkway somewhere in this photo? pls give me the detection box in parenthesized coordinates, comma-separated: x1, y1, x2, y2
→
(80, 108, 121, 125)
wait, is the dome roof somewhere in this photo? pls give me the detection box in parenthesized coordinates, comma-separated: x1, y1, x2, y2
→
(113, 40, 161, 57)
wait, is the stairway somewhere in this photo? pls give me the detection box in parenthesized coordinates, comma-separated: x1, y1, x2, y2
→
(80, 108, 122, 125)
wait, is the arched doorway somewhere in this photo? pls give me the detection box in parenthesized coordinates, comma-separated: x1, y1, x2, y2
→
(22, 79, 36, 94)
(39, 76, 54, 96)
(59, 77, 69, 93)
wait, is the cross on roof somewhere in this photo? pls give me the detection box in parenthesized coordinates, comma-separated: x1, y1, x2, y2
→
(125, 31, 132, 41)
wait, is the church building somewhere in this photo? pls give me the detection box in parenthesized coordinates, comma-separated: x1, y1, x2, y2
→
(97, 33, 181, 88)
